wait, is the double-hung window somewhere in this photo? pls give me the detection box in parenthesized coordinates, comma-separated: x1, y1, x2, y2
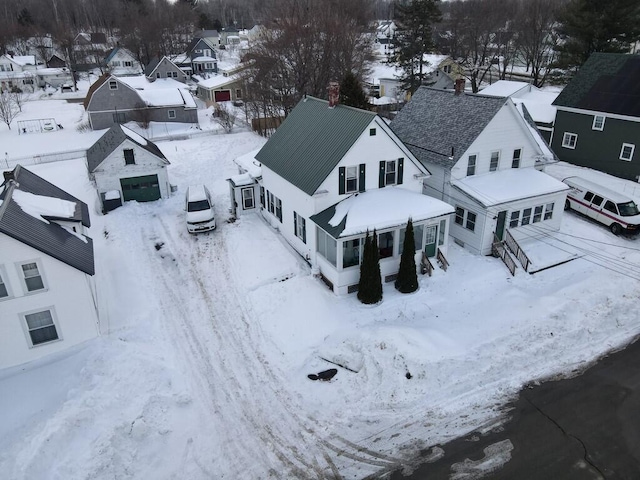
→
(620, 143, 635, 161)
(346, 166, 358, 193)
(109, 80, 118, 90)
(562, 132, 578, 149)
(24, 309, 59, 346)
(454, 207, 477, 232)
(21, 262, 45, 292)
(385, 160, 397, 185)
(168, 110, 176, 119)
(294, 212, 306, 243)
(509, 211, 520, 228)
(0, 267, 9, 299)
(467, 155, 477, 176)
(592, 115, 605, 131)
(512, 149, 521, 168)
(275, 197, 282, 222)
(544, 203, 554, 220)
(379, 158, 403, 187)
(490, 151, 500, 171)
(241, 187, 255, 210)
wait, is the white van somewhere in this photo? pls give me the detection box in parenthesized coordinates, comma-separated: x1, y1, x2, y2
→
(563, 176, 640, 235)
(185, 184, 216, 234)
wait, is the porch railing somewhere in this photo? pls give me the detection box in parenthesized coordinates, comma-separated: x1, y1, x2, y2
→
(492, 234, 517, 276)
(504, 229, 531, 272)
(421, 252, 434, 276)
(436, 248, 449, 271)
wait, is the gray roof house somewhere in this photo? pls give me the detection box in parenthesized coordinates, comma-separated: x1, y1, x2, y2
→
(251, 93, 454, 295)
(0, 165, 100, 369)
(551, 53, 640, 181)
(86, 124, 171, 211)
(145, 56, 188, 83)
(84, 73, 198, 130)
(391, 86, 569, 269)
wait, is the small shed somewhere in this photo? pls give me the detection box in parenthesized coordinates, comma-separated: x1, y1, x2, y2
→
(227, 148, 262, 217)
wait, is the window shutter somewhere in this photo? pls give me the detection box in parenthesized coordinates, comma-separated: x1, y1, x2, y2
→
(339, 167, 346, 194)
(397, 157, 404, 185)
(294, 212, 297, 237)
(359, 163, 366, 192)
(379, 161, 386, 188)
(302, 218, 306, 244)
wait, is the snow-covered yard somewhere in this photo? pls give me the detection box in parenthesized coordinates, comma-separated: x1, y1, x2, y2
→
(2, 93, 640, 479)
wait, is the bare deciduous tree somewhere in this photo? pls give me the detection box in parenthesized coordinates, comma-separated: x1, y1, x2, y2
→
(212, 102, 236, 133)
(0, 92, 20, 130)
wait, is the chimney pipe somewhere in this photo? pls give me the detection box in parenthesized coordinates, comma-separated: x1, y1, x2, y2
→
(3, 170, 14, 182)
(454, 78, 465, 95)
(328, 81, 340, 108)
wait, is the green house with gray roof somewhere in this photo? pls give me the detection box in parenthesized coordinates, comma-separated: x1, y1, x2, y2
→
(252, 94, 454, 295)
(551, 53, 640, 181)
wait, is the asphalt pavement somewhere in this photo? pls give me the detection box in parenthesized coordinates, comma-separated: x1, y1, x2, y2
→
(390, 336, 640, 480)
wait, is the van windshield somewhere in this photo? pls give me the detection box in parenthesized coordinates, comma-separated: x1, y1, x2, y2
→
(188, 200, 211, 212)
(617, 201, 640, 217)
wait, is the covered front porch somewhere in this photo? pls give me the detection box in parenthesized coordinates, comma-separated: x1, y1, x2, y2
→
(310, 187, 454, 295)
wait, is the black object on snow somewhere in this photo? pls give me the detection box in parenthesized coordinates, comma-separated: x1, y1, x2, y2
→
(307, 368, 338, 381)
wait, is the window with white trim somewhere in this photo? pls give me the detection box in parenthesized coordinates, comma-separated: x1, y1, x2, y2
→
(0, 266, 10, 299)
(490, 151, 500, 171)
(294, 212, 306, 243)
(620, 143, 635, 161)
(346, 166, 358, 193)
(592, 115, 605, 131)
(512, 148, 522, 168)
(509, 210, 520, 228)
(385, 160, 397, 185)
(241, 187, 255, 209)
(23, 309, 59, 346)
(544, 203, 554, 220)
(467, 154, 476, 176)
(533, 205, 543, 223)
(342, 237, 361, 268)
(205, 62, 214, 69)
(168, 109, 176, 119)
(454, 206, 477, 232)
(562, 132, 578, 149)
(521, 207, 532, 225)
(275, 197, 282, 222)
(19, 261, 45, 292)
(316, 229, 337, 266)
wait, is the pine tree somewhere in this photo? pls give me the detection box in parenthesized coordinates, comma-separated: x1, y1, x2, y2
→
(339, 72, 370, 110)
(395, 219, 419, 293)
(358, 230, 383, 304)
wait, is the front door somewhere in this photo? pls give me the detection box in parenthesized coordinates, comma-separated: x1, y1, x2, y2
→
(496, 210, 507, 240)
(424, 225, 437, 257)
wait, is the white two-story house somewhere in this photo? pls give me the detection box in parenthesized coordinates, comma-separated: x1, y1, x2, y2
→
(254, 92, 454, 295)
(391, 85, 569, 256)
(0, 166, 99, 370)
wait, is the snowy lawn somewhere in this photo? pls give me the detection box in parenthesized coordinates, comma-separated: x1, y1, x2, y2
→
(1, 95, 640, 479)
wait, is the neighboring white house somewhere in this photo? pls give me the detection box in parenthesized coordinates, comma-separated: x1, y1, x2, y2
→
(391, 86, 569, 258)
(0, 54, 38, 92)
(86, 124, 171, 211)
(253, 93, 454, 295)
(480, 80, 560, 144)
(104, 47, 142, 76)
(0, 165, 99, 370)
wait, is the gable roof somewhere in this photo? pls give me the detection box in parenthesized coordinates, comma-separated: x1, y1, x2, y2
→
(255, 96, 377, 196)
(84, 73, 109, 109)
(144, 56, 184, 77)
(390, 87, 506, 169)
(187, 37, 218, 55)
(0, 165, 94, 275)
(86, 124, 168, 172)
(553, 53, 640, 117)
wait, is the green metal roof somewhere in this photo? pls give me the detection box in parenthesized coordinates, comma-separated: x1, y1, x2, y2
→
(255, 96, 377, 196)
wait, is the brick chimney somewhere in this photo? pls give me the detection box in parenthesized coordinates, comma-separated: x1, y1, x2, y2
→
(328, 81, 340, 108)
(454, 78, 465, 95)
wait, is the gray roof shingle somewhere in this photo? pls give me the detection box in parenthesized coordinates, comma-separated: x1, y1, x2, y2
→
(255, 96, 377, 196)
(390, 87, 507, 169)
(552, 53, 640, 118)
(0, 165, 95, 275)
(86, 124, 168, 173)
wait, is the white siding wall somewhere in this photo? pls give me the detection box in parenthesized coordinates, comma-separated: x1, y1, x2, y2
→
(0, 234, 99, 370)
(450, 103, 541, 181)
(92, 139, 170, 201)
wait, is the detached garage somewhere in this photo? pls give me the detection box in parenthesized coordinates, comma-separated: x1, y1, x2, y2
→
(86, 124, 171, 212)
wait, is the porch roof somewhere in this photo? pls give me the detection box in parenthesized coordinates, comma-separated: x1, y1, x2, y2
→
(310, 187, 454, 239)
(452, 168, 569, 208)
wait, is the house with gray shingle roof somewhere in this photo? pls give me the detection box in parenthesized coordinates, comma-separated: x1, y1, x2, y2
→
(0, 165, 100, 370)
(251, 93, 454, 295)
(145, 56, 188, 83)
(86, 124, 171, 212)
(391, 86, 568, 259)
(551, 53, 640, 181)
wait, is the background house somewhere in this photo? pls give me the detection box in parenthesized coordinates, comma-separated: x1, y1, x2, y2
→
(0, 54, 37, 92)
(83, 74, 198, 130)
(104, 47, 142, 76)
(184, 36, 218, 76)
(0, 165, 99, 370)
(551, 53, 640, 181)
(145, 56, 188, 83)
(86, 124, 171, 211)
(255, 92, 453, 294)
(391, 85, 568, 261)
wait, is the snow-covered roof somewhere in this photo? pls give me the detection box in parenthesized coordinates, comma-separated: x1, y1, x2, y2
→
(10, 55, 37, 66)
(228, 172, 255, 187)
(453, 168, 569, 207)
(117, 76, 197, 108)
(196, 74, 239, 89)
(233, 148, 262, 178)
(515, 103, 556, 160)
(481, 81, 559, 125)
(192, 56, 217, 63)
(480, 80, 531, 97)
(11, 190, 76, 224)
(314, 187, 454, 238)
